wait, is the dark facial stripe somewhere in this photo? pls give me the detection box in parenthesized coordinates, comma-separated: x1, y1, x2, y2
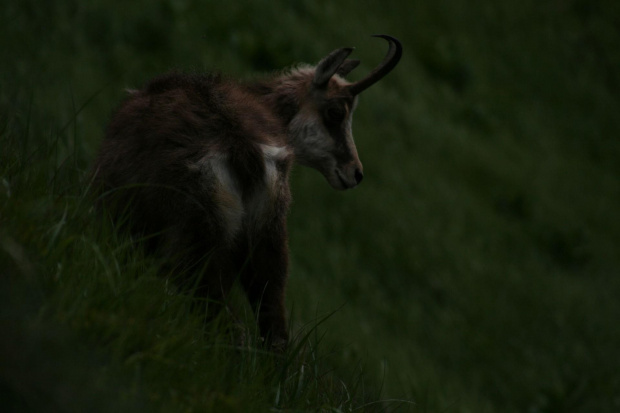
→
(322, 105, 354, 164)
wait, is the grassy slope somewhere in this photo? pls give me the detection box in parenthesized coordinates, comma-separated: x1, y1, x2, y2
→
(2, 0, 620, 411)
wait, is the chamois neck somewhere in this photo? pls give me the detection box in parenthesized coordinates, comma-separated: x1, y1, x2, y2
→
(248, 68, 314, 128)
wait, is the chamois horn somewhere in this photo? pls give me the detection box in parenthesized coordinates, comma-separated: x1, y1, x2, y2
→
(346, 35, 402, 96)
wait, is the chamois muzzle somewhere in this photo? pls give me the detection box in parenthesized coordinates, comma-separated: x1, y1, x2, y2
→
(346, 35, 402, 96)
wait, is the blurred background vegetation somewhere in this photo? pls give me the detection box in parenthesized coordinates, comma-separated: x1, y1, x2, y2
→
(1, 0, 619, 411)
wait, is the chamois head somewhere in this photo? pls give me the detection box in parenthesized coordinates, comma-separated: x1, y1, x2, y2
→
(287, 35, 402, 190)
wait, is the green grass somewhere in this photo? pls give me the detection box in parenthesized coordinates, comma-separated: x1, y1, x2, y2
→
(2, 0, 620, 411)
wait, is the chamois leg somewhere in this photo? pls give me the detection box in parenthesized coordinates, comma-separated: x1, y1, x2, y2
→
(240, 233, 289, 352)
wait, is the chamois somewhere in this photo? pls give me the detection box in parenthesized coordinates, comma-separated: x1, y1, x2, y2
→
(92, 35, 402, 350)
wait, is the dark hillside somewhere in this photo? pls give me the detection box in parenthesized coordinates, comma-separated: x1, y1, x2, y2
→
(2, 1, 619, 411)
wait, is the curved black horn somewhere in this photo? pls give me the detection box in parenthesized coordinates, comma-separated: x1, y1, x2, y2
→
(347, 35, 402, 96)
(314, 47, 354, 88)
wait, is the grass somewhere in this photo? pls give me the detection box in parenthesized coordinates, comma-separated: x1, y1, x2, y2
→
(2, 0, 620, 411)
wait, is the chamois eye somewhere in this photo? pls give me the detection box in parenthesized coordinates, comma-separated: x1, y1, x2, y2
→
(325, 105, 346, 123)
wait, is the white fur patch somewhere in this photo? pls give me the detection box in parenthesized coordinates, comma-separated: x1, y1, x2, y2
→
(209, 156, 244, 242)
(260, 144, 288, 197)
(260, 144, 289, 160)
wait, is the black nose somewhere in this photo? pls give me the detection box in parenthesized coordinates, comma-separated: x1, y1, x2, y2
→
(354, 168, 364, 185)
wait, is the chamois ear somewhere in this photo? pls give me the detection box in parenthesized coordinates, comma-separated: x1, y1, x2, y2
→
(336, 59, 361, 78)
(314, 47, 354, 87)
